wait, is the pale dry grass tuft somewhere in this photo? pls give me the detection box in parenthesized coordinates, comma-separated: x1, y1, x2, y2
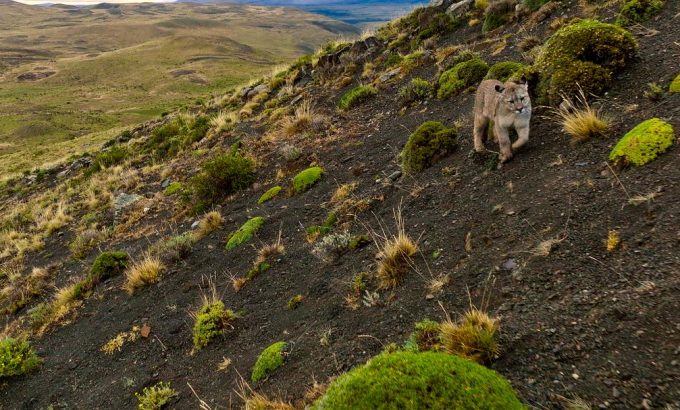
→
(36, 201, 72, 235)
(440, 307, 499, 363)
(427, 273, 450, 294)
(553, 89, 609, 143)
(281, 100, 315, 136)
(194, 211, 224, 240)
(124, 254, 164, 294)
(210, 111, 238, 136)
(236, 377, 294, 410)
(255, 234, 285, 266)
(374, 206, 418, 289)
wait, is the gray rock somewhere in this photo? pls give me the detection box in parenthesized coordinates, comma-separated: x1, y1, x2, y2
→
(387, 170, 402, 181)
(161, 179, 171, 189)
(501, 258, 518, 271)
(379, 68, 401, 83)
(447, 0, 474, 19)
(191, 220, 200, 229)
(114, 193, 142, 212)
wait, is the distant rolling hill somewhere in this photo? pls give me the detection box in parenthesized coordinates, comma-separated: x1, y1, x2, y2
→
(187, 0, 429, 27)
(0, 0, 358, 178)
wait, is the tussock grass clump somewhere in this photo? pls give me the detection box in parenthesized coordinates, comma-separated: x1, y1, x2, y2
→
(252, 341, 287, 382)
(398, 78, 432, 104)
(210, 110, 238, 136)
(124, 255, 164, 294)
(194, 210, 223, 239)
(440, 308, 499, 363)
(292, 166, 324, 194)
(311, 351, 524, 410)
(258, 186, 282, 204)
(616, 0, 664, 26)
(135, 381, 177, 410)
(482, 0, 516, 32)
(400, 121, 457, 174)
(152, 233, 194, 261)
(69, 228, 109, 259)
(192, 299, 236, 350)
(226, 217, 265, 250)
(338, 86, 377, 110)
(437, 56, 488, 99)
(553, 90, 609, 142)
(190, 150, 256, 211)
(375, 208, 417, 289)
(236, 378, 294, 410)
(281, 100, 315, 136)
(609, 118, 674, 166)
(0, 338, 39, 377)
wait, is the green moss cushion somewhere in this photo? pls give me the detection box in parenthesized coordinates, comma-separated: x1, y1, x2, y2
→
(226, 217, 264, 250)
(312, 351, 525, 410)
(338, 86, 377, 110)
(437, 58, 489, 99)
(534, 19, 637, 105)
(610, 118, 674, 166)
(616, 0, 664, 26)
(251, 341, 287, 382)
(401, 121, 457, 174)
(670, 74, 680, 93)
(485, 62, 528, 82)
(292, 166, 324, 193)
(258, 186, 282, 204)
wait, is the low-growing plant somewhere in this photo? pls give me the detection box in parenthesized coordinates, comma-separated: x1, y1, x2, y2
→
(258, 186, 282, 204)
(135, 381, 177, 410)
(398, 78, 432, 104)
(400, 121, 458, 174)
(88, 146, 129, 175)
(312, 231, 352, 262)
(440, 307, 499, 363)
(226, 217, 265, 250)
(609, 118, 675, 166)
(403, 319, 441, 352)
(252, 341, 287, 382)
(124, 255, 164, 294)
(482, 0, 516, 32)
(552, 89, 609, 143)
(437, 57, 488, 99)
(194, 210, 223, 239)
(287, 295, 304, 310)
(643, 82, 664, 102)
(69, 228, 109, 259)
(281, 100, 316, 136)
(292, 167, 324, 194)
(0, 338, 39, 377)
(192, 299, 236, 350)
(89, 251, 129, 286)
(616, 0, 664, 26)
(190, 150, 256, 210)
(338, 86, 377, 110)
(374, 207, 417, 288)
(163, 182, 183, 196)
(485, 61, 528, 82)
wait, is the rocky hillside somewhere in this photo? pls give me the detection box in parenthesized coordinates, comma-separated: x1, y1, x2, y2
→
(1, 0, 679, 409)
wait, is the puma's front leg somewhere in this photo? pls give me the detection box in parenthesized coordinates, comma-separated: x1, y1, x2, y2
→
(495, 124, 513, 163)
(512, 125, 530, 151)
(473, 115, 488, 153)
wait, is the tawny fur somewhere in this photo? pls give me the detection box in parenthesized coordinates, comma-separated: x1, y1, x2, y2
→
(473, 78, 531, 163)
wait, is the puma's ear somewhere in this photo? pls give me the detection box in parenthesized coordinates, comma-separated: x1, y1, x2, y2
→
(494, 85, 504, 93)
(519, 75, 527, 85)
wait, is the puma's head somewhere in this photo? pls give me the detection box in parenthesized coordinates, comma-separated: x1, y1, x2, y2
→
(494, 76, 530, 114)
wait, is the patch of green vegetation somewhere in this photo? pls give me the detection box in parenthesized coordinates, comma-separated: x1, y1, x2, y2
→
(311, 351, 525, 409)
(192, 300, 236, 350)
(0, 338, 39, 377)
(226, 217, 264, 250)
(534, 19, 638, 105)
(287, 295, 304, 310)
(338, 86, 377, 110)
(293, 166, 324, 194)
(349, 234, 371, 250)
(191, 150, 256, 212)
(306, 211, 337, 240)
(437, 57, 489, 99)
(400, 121, 458, 174)
(246, 262, 271, 280)
(151, 233, 194, 261)
(135, 381, 177, 410)
(417, 12, 456, 40)
(87, 145, 129, 175)
(145, 115, 210, 159)
(399, 78, 432, 104)
(258, 186, 282, 204)
(609, 118, 674, 166)
(485, 61, 528, 82)
(616, 0, 664, 26)
(482, 1, 514, 33)
(88, 251, 129, 286)
(163, 182, 183, 196)
(385, 53, 404, 67)
(252, 341, 287, 382)
(670, 74, 680, 93)
(403, 320, 442, 352)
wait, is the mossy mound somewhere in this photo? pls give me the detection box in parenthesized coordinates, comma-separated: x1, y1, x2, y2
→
(0, 338, 39, 377)
(616, 0, 664, 26)
(400, 121, 457, 174)
(88, 251, 129, 286)
(258, 186, 282, 204)
(534, 19, 637, 105)
(192, 301, 236, 349)
(609, 118, 674, 166)
(311, 351, 525, 410)
(437, 57, 488, 99)
(163, 182, 183, 196)
(670, 74, 680, 93)
(292, 166, 324, 193)
(251, 341, 287, 382)
(338, 86, 377, 110)
(226, 217, 264, 250)
(485, 61, 528, 82)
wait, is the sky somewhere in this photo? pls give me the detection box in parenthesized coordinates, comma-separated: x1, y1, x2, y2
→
(14, 0, 176, 4)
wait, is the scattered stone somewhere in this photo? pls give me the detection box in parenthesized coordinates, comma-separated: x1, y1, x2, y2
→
(379, 68, 401, 83)
(446, 0, 473, 19)
(501, 258, 518, 271)
(161, 179, 171, 189)
(114, 193, 142, 212)
(387, 170, 402, 181)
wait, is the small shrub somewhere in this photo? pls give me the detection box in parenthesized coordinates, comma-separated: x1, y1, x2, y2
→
(226, 217, 265, 250)
(124, 255, 164, 294)
(400, 121, 457, 174)
(152, 233, 194, 261)
(89, 251, 129, 287)
(135, 381, 177, 410)
(437, 57, 488, 99)
(0, 338, 39, 377)
(311, 351, 524, 409)
(312, 232, 352, 262)
(252, 341, 287, 382)
(163, 182, 183, 196)
(609, 118, 674, 166)
(287, 295, 304, 310)
(485, 61, 528, 82)
(146, 115, 210, 159)
(669, 74, 680, 93)
(292, 167, 324, 194)
(190, 151, 256, 209)
(440, 308, 499, 363)
(404, 320, 441, 352)
(385, 53, 404, 67)
(616, 0, 664, 26)
(398, 78, 432, 104)
(375, 208, 417, 288)
(534, 20, 638, 105)
(338, 86, 377, 110)
(192, 300, 236, 349)
(258, 186, 282, 204)
(89, 146, 128, 174)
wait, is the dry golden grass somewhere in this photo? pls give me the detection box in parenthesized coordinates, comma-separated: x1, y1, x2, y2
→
(330, 182, 357, 204)
(231, 277, 248, 292)
(440, 307, 499, 363)
(236, 378, 294, 410)
(281, 100, 315, 136)
(209, 111, 238, 136)
(374, 207, 418, 289)
(124, 255, 164, 294)
(255, 235, 285, 266)
(194, 211, 224, 240)
(217, 356, 232, 372)
(36, 201, 72, 235)
(606, 230, 620, 252)
(101, 326, 140, 354)
(427, 273, 450, 294)
(554, 90, 609, 143)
